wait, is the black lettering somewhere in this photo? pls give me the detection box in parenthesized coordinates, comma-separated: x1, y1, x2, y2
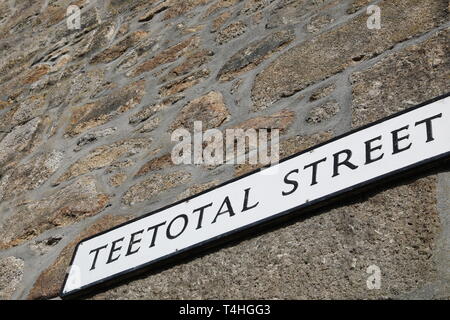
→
(125, 230, 144, 256)
(415, 113, 442, 142)
(106, 238, 124, 264)
(192, 203, 212, 230)
(332, 149, 358, 177)
(392, 126, 412, 155)
(282, 169, 299, 196)
(365, 136, 384, 165)
(242, 188, 259, 212)
(212, 197, 235, 224)
(147, 222, 166, 248)
(303, 158, 327, 186)
(89, 245, 107, 270)
(167, 214, 189, 240)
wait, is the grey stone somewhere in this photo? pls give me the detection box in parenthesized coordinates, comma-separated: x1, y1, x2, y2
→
(0, 257, 24, 300)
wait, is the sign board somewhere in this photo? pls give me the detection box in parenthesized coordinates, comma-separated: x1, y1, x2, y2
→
(61, 94, 450, 298)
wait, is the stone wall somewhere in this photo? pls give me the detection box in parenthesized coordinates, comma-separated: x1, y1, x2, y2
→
(0, 0, 448, 300)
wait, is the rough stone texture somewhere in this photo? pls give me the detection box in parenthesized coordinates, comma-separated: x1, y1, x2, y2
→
(252, 0, 448, 110)
(266, 0, 331, 29)
(90, 31, 150, 64)
(128, 37, 199, 77)
(136, 154, 174, 177)
(159, 68, 210, 97)
(65, 80, 146, 137)
(27, 215, 133, 300)
(351, 29, 450, 128)
(211, 11, 232, 33)
(216, 21, 247, 44)
(164, 49, 214, 81)
(306, 101, 340, 124)
(0, 0, 448, 301)
(241, 0, 276, 15)
(217, 29, 295, 81)
(309, 83, 336, 101)
(0, 150, 64, 201)
(347, 0, 373, 14)
(0, 117, 43, 167)
(56, 139, 150, 183)
(74, 127, 117, 151)
(235, 131, 334, 176)
(0, 95, 46, 131)
(129, 104, 168, 125)
(122, 171, 192, 206)
(0, 176, 109, 250)
(204, 0, 241, 17)
(307, 14, 334, 33)
(0, 257, 25, 300)
(232, 109, 295, 133)
(170, 91, 230, 132)
(176, 180, 220, 201)
(163, 0, 211, 20)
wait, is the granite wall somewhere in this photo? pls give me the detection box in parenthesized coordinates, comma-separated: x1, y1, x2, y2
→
(0, 0, 449, 300)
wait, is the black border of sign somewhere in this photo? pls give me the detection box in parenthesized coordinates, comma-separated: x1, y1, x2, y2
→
(60, 92, 450, 299)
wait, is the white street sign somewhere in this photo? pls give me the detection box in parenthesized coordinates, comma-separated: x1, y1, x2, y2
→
(61, 94, 450, 298)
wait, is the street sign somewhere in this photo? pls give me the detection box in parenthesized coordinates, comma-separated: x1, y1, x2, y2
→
(61, 94, 450, 298)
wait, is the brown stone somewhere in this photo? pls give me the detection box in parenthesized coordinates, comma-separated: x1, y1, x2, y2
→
(306, 101, 340, 124)
(241, 0, 276, 15)
(307, 14, 334, 33)
(0, 117, 43, 167)
(0, 257, 24, 300)
(0, 176, 110, 250)
(351, 29, 450, 128)
(27, 215, 133, 300)
(122, 171, 191, 205)
(74, 22, 116, 58)
(65, 80, 146, 137)
(90, 31, 149, 64)
(266, 0, 327, 29)
(252, 0, 448, 110)
(0, 95, 46, 131)
(159, 69, 210, 97)
(177, 180, 220, 201)
(129, 104, 168, 125)
(74, 127, 118, 151)
(139, 117, 161, 133)
(216, 21, 247, 44)
(109, 173, 128, 187)
(211, 11, 232, 33)
(204, 0, 240, 17)
(105, 159, 136, 174)
(138, 1, 172, 22)
(22, 64, 50, 85)
(163, 0, 211, 20)
(179, 24, 207, 35)
(128, 36, 199, 77)
(164, 49, 214, 80)
(347, 0, 373, 14)
(309, 83, 336, 101)
(57, 138, 150, 183)
(218, 29, 294, 81)
(136, 154, 174, 177)
(0, 150, 64, 201)
(0, 100, 11, 110)
(170, 91, 230, 132)
(235, 131, 333, 176)
(232, 109, 295, 132)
